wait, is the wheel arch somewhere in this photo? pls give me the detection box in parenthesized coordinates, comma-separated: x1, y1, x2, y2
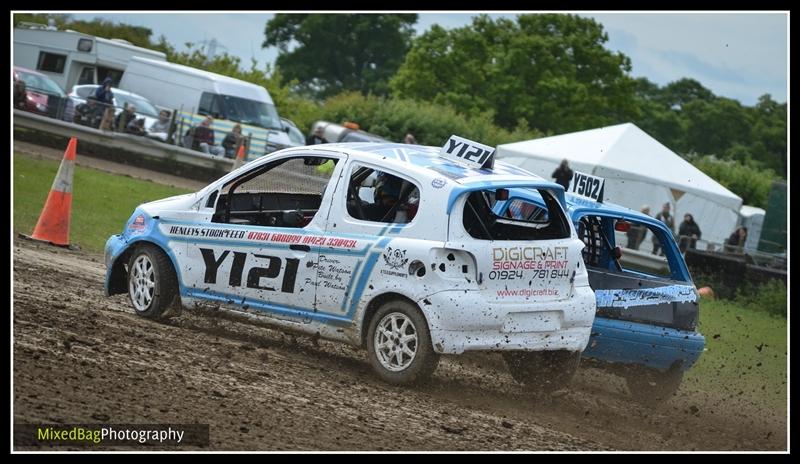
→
(359, 292, 429, 348)
(107, 239, 180, 296)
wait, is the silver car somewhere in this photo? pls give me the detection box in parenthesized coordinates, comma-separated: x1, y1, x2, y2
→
(68, 84, 163, 137)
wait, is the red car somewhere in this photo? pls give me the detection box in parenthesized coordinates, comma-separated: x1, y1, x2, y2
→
(13, 66, 73, 122)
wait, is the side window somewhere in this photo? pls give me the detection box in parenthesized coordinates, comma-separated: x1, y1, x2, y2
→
(37, 52, 67, 73)
(578, 215, 676, 279)
(97, 67, 123, 87)
(77, 67, 95, 85)
(346, 164, 419, 224)
(199, 92, 221, 118)
(212, 156, 338, 227)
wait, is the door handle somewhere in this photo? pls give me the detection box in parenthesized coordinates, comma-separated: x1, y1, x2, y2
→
(290, 244, 311, 252)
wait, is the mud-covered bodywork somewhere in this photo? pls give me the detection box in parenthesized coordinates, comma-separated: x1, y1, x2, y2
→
(498, 192, 705, 373)
(105, 142, 596, 356)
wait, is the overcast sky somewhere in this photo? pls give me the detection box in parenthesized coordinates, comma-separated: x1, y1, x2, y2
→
(66, 12, 788, 105)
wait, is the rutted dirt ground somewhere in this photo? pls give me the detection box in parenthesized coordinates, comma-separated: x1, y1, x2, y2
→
(12, 239, 787, 451)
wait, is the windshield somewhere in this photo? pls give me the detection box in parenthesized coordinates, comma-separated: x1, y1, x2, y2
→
(221, 95, 281, 130)
(285, 124, 305, 145)
(115, 93, 159, 117)
(17, 71, 65, 97)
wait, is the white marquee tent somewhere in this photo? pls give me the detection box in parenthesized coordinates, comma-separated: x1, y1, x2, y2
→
(496, 123, 743, 247)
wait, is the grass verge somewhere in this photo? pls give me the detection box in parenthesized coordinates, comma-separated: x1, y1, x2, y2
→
(14, 153, 192, 253)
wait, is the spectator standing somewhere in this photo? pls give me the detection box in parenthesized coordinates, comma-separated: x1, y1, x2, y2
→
(724, 226, 748, 254)
(652, 202, 675, 256)
(678, 213, 702, 253)
(551, 159, 574, 191)
(306, 126, 328, 145)
(222, 124, 244, 159)
(626, 205, 650, 250)
(95, 77, 115, 131)
(404, 133, 417, 144)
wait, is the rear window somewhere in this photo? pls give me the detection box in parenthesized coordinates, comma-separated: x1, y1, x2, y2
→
(463, 189, 570, 241)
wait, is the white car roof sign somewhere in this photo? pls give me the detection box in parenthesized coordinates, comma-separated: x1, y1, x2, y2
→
(569, 171, 606, 203)
(440, 135, 495, 170)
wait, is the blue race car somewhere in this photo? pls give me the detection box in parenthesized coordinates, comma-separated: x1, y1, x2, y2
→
(496, 189, 705, 403)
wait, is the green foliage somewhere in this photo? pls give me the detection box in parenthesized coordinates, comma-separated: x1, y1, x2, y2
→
(391, 14, 639, 133)
(685, 297, 786, 412)
(263, 14, 418, 98)
(632, 78, 786, 178)
(733, 279, 787, 318)
(316, 92, 543, 146)
(688, 154, 776, 207)
(13, 13, 785, 181)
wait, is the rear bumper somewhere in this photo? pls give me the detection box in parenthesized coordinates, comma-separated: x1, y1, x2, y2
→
(582, 317, 705, 372)
(419, 285, 596, 354)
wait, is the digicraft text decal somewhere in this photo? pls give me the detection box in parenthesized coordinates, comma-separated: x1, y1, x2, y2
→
(491, 246, 570, 277)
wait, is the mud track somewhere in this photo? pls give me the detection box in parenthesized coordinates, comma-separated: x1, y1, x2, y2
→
(13, 239, 786, 450)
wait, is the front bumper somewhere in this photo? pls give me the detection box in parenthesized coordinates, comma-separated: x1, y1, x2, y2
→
(582, 317, 705, 372)
(419, 285, 596, 354)
(104, 234, 129, 296)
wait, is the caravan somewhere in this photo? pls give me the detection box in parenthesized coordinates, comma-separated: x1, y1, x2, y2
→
(13, 23, 167, 92)
(119, 57, 294, 159)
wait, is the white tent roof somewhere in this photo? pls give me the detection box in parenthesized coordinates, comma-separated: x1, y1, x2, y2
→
(497, 123, 742, 211)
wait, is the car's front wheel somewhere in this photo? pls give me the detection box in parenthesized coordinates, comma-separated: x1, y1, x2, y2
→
(502, 350, 580, 392)
(127, 244, 180, 320)
(366, 300, 440, 385)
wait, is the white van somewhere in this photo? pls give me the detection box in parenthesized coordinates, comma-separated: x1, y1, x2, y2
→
(119, 57, 293, 159)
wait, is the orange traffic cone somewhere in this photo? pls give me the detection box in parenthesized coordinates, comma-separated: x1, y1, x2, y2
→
(231, 143, 246, 171)
(27, 138, 77, 247)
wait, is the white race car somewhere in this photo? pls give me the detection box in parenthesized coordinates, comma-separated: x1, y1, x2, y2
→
(105, 136, 596, 388)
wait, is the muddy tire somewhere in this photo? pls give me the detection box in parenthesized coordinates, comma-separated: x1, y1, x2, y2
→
(502, 350, 580, 392)
(366, 300, 440, 385)
(625, 365, 684, 405)
(127, 243, 180, 320)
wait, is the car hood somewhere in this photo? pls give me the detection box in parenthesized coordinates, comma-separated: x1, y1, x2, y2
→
(139, 192, 202, 217)
(26, 91, 49, 104)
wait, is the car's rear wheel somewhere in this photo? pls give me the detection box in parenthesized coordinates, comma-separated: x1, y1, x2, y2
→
(127, 244, 180, 320)
(502, 350, 580, 392)
(625, 365, 684, 405)
(366, 300, 439, 385)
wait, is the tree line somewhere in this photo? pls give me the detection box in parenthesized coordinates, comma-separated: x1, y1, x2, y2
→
(14, 13, 786, 207)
